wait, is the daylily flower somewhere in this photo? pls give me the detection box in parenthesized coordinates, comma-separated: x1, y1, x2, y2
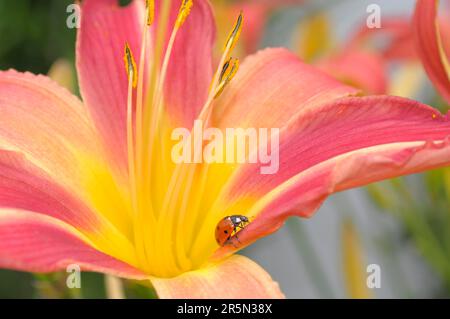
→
(349, 18, 419, 62)
(281, 2, 445, 101)
(413, 0, 450, 104)
(1, 0, 450, 299)
(344, 1, 450, 99)
(293, 11, 388, 95)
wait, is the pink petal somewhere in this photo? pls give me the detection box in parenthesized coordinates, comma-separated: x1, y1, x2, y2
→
(0, 150, 101, 232)
(0, 70, 101, 193)
(151, 255, 284, 298)
(77, 0, 145, 171)
(159, 0, 215, 127)
(0, 149, 140, 268)
(214, 96, 450, 258)
(213, 48, 359, 130)
(0, 210, 145, 279)
(413, 0, 450, 103)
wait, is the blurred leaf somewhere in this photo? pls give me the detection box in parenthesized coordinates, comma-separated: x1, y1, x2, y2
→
(425, 168, 449, 202)
(125, 281, 159, 299)
(80, 272, 107, 299)
(0, 1, 29, 57)
(0, 270, 35, 298)
(443, 169, 450, 200)
(0, 0, 76, 74)
(366, 182, 395, 210)
(34, 272, 79, 299)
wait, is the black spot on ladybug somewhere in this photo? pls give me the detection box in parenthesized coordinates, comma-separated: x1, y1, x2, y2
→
(224, 230, 228, 234)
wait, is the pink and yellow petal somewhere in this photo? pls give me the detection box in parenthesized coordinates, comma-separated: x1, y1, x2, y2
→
(0, 70, 100, 192)
(185, 49, 359, 258)
(208, 96, 450, 258)
(0, 150, 100, 231)
(0, 149, 139, 268)
(151, 254, 284, 299)
(218, 136, 450, 259)
(0, 70, 134, 248)
(227, 96, 449, 198)
(413, 0, 450, 103)
(0, 210, 145, 280)
(189, 49, 360, 260)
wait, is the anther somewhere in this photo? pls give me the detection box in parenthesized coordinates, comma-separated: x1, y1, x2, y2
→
(123, 42, 137, 88)
(224, 11, 243, 53)
(146, 0, 155, 26)
(175, 0, 193, 29)
(214, 57, 239, 98)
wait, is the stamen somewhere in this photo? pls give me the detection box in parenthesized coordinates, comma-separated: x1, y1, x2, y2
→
(175, 0, 193, 29)
(219, 58, 232, 82)
(214, 57, 239, 98)
(146, 0, 155, 25)
(223, 11, 243, 53)
(123, 43, 137, 217)
(177, 12, 245, 264)
(134, 6, 156, 272)
(123, 43, 137, 88)
(198, 11, 244, 121)
(155, 9, 245, 275)
(148, 0, 197, 276)
(147, 0, 193, 185)
(144, 0, 171, 216)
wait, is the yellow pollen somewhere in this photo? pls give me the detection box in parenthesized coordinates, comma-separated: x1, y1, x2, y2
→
(175, 0, 193, 29)
(215, 57, 239, 98)
(123, 43, 137, 88)
(146, 0, 155, 25)
(224, 11, 243, 53)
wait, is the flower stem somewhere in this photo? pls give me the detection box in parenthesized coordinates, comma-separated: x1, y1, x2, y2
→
(105, 275, 125, 299)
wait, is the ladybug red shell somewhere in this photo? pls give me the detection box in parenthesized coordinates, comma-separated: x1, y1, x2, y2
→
(215, 215, 249, 246)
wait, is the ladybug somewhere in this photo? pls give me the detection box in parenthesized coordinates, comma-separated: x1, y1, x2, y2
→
(215, 215, 249, 246)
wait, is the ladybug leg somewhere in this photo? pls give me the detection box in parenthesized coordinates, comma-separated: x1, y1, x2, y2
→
(232, 234, 242, 247)
(225, 235, 241, 248)
(224, 236, 234, 247)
